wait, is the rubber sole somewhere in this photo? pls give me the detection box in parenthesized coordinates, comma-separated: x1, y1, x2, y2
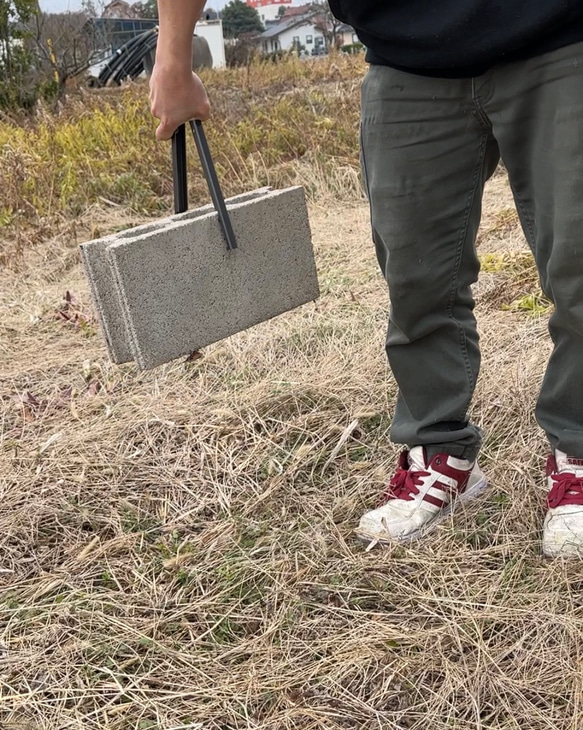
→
(355, 473, 489, 549)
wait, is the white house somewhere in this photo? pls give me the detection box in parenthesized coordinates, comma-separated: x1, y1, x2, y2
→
(246, 0, 293, 24)
(260, 15, 326, 54)
(336, 22, 359, 47)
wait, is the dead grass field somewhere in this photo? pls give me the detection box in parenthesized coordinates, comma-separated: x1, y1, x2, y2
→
(1, 66, 582, 730)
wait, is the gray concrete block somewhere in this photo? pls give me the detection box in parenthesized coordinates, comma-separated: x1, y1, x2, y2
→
(106, 186, 319, 370)
(80, 188, 271, 363)
(80, 230, 134, 363)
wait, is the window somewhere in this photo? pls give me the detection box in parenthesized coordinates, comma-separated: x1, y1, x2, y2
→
(306, 34, 313, 43)
(352, 33, 358, 43)
(293, 35, 300, 43)
(315, 36, 324, 46)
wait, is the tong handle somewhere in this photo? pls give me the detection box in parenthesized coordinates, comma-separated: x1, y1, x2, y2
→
(171, 121, 238, 251)
(172, 124, 188, 214)
(190, 120, 238, 251)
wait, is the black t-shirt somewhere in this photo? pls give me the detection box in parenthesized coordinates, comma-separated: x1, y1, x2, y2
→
(328, 0, 583, 77)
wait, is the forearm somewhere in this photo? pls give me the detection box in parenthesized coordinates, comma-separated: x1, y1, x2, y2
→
(150, 0, 210, 139)
(156, 0, 206, 71)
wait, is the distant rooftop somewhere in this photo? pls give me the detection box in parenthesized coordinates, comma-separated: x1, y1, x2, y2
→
(260, 12, 317, 39)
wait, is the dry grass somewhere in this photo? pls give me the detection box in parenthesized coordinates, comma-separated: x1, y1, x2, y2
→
(1, 61, 582, 730)
(0, 54, 364, 267)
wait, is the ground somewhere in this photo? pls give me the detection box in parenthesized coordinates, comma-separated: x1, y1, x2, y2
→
(1, 166, 581, 730)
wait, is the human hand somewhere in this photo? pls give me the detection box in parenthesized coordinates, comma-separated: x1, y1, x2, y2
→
(149, 65, 210, 141)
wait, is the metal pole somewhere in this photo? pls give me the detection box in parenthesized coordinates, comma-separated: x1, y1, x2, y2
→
(172, 124, 188, 214)
(190, 119, 238, 251)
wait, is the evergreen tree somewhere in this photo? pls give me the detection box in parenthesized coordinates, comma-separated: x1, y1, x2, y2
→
(222, 0, 263, 39)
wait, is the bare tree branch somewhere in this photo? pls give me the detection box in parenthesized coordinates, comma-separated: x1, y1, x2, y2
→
(28, 10, 96, 92)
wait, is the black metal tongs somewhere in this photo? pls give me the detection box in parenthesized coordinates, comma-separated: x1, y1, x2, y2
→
(171, 120, 238, 251)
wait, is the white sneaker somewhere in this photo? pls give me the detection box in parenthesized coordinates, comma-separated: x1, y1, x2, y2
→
(543, 450, 583, 558)
(356, 446, 487, 545)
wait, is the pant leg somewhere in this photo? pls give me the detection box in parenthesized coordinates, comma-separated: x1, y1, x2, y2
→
(361, 64, 500, 460)
(485, 42, 583, 458)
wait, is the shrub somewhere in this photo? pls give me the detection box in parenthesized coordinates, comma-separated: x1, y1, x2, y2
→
(340, 42, 364, 55)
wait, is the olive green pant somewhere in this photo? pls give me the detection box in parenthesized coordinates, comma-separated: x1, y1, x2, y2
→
(360, 42, 583, 461)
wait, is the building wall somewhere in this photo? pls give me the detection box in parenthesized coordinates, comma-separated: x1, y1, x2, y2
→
(247, 0, 292, 24)
(196, 20, 226, 68)
(337, 28, 359, 46)
(91, 17, 158, 51)
(263, 21, 326, 53)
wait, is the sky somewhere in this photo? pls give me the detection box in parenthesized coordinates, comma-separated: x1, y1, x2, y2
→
(39, 0, 303, 17)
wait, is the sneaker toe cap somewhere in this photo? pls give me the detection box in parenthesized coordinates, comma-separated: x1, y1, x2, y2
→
(356, 503, 433, 542)
(543, 507, 583, 557)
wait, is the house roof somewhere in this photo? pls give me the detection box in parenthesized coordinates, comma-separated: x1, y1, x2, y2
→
(260, 13, 317, 39)
(102, 0, 141, 19)
(282, 3, 316, 18)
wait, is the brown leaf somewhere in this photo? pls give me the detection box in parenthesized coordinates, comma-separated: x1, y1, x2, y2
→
(87, 381, 101, 397)
(185, 350, 203, 363)
(23, 391, 40, 408)
(59, 386, 73, 403)
(22, 407, 36, 423)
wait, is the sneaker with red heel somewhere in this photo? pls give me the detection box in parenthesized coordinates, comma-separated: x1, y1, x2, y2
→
(543, 450, 583, 558)
(356, 446, 487, 544)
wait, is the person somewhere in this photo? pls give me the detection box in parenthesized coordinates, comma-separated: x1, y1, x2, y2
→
(150, 0, 583, 558)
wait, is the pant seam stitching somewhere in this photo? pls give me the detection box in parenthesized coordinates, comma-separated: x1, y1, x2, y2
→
(471, 77, 494, 131)
(447, 132, 488, 420)
(359, 119, 378, 246)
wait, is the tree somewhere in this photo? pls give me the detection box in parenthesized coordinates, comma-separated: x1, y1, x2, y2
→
(29, 11, 95, 96)
(314, 0, 342, 48)
(225, 31, 257, 67)
(0, 0, 39, 109)
(221, 0, 263, 39)
(133, 0, 158, 19)
(80, 0, 102, 18)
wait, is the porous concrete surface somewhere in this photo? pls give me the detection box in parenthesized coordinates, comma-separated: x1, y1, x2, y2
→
(80, 188, 271, 364)
(80, 232, 134, 363)
(107, 186, 319, 370)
